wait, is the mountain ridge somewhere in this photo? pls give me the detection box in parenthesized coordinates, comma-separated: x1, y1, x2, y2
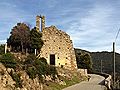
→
(75, 48, 120, 76)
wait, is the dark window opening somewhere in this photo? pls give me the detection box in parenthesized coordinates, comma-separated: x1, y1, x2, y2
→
(61, 65, 63, 68)
(58, 57, 59, 59)
(50, 54, 55, 65)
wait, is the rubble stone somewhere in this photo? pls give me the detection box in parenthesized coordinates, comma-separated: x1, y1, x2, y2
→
(37, 16, 77, 70)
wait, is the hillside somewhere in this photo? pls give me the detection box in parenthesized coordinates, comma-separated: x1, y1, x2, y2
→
(75, 48, 120, 76)
(0, 52, 86, 90)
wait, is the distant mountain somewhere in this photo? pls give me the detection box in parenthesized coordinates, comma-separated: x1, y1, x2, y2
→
(75, 48, 120, 75)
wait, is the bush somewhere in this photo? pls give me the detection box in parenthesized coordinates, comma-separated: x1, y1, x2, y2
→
(26, 66, 37, 79)
(0, 45, 5, 55)
(24, 54, 36, 65)
(39, 57, 47, 65)
(0, 53, 17, 68)
(49, 65, 58, 78)
(76, 53, 92, 71)
(50, 65, 57, 80)
(24, 54, 58, 81)
(35, 60, 46, 75)
(10, 71, 22, 88)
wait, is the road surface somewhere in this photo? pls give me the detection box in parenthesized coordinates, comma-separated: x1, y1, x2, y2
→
(63, 74, 106, 90)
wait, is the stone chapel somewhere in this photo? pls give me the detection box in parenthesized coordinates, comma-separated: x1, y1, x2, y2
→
(36, 15, 77, 70)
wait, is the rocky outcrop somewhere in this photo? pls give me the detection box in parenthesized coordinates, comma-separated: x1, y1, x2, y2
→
(0, 62, 83, 90)
(0, 63, 15, 90)
(19, 71, 43, 90)
(0, 63, 43, 90)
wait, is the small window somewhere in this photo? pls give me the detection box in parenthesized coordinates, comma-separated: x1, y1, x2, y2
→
(58, 57, 59, 59)
(54, 40, 55, 42)
(66, 57, 68, 59)
(61, 65, 63, 68)
(65, 63, 67, 65)
(59, 47, 61, 49)
(59, 63, 60, 65)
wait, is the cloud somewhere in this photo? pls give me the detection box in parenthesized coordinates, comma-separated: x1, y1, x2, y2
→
(0, 40, 6, 44)
(1, 0, 120, 53)
(0, 1, 37, 40)
(65, 2, 120, 52)
(45, 0, 58, 8)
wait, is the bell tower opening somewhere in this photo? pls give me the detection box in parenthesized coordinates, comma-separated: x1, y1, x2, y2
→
(50, 54, 55, 65)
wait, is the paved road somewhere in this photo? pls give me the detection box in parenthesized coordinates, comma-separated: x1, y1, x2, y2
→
(63, 74, 106, 90)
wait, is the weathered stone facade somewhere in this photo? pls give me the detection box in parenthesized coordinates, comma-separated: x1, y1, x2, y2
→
(37, 15, 77, 70)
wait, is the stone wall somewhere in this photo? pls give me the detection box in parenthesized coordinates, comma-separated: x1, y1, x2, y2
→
(40, 25, 77, 70)
(36, 15, 40, 32)
(35, 15, 77, 70)
(77, 69, 88, 76)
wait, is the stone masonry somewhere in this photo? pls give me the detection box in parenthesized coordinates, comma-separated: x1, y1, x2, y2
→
(37, 15, 77, 70)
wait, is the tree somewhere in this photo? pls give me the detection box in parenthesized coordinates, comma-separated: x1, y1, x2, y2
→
(30, 27, 43, 53)
(0, 45, 5, 55)
(7, 23, 30, 53)
(7, 23, 43, 54)
(76, 53, 92, 72)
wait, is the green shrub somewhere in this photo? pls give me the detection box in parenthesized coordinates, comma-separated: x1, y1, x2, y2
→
(0, 53, 17, 68)
(26, 66, 37, 79)
(35, 62, 46, 75)
(39, 57, 47, 65)
(0, 45, 5, 55)
(24, 54, 58, 81)
(24, 54, 36, 65)
(49, 65, 58, 76)
(46, 65, 58, 80)
(10, 71, 22, 88)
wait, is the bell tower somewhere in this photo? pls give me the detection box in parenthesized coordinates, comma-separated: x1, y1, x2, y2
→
(36, 15, 40, 32)
(36, 15, 45, 32)
(41, 15, 45, 30)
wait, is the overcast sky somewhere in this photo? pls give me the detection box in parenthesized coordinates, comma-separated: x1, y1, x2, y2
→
(0, 0, 120, 53)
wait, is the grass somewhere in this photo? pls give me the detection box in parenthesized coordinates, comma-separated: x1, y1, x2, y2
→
(44, 75, 87, 90)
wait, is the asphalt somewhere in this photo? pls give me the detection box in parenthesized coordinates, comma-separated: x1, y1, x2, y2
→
(63, 74, 106, 90)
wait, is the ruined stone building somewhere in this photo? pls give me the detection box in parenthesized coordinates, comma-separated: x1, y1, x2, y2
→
(36, 15, 77, 70)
